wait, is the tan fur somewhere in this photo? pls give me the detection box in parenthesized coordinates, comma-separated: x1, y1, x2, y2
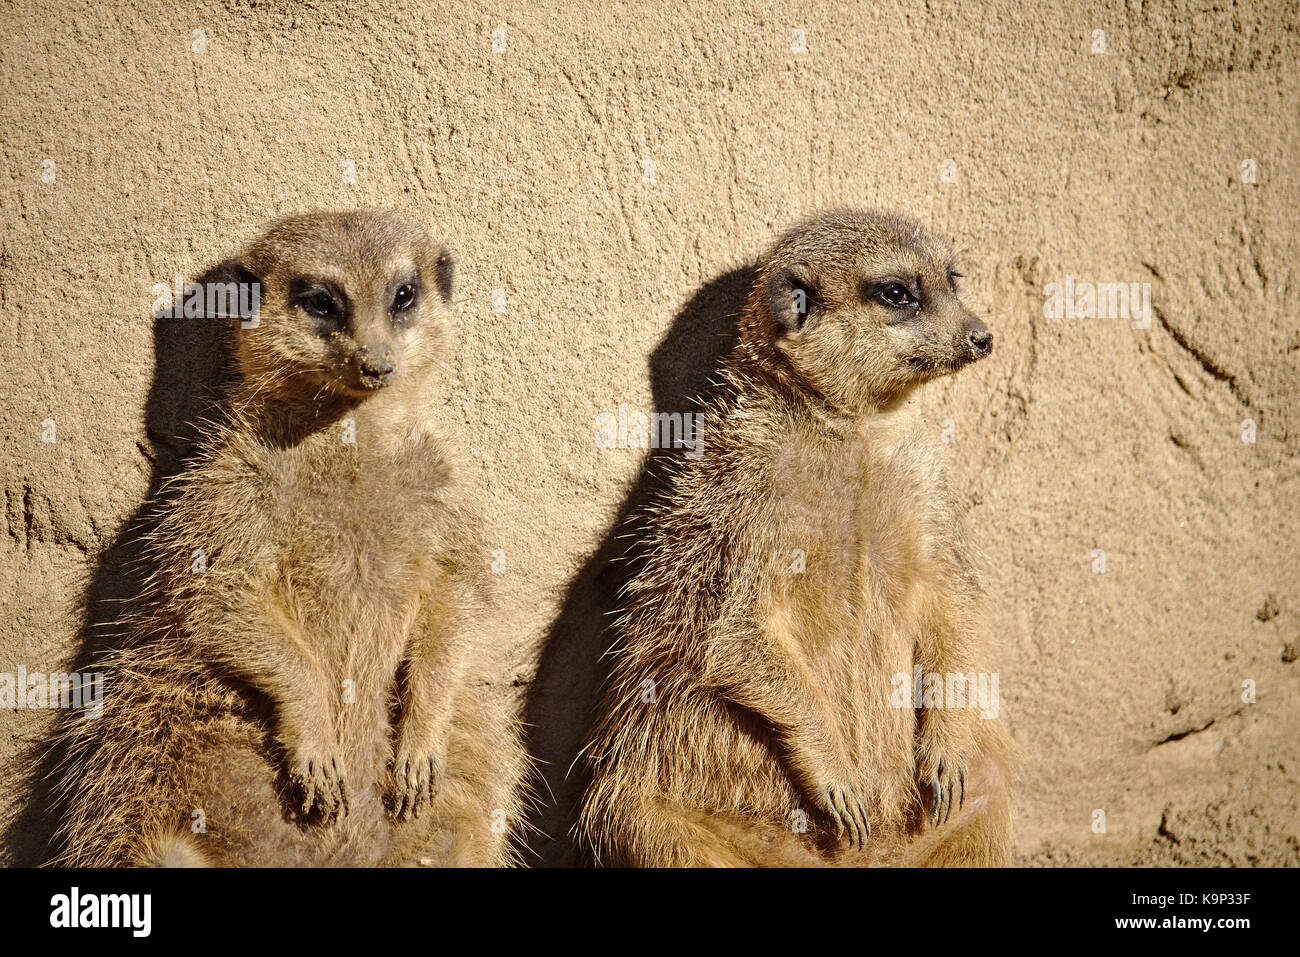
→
(143, 832, 208, 868)
(50, 210, 530, 866)
(576, 208, 1011, 866)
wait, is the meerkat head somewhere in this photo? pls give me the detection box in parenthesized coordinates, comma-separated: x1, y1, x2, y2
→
(744, 208, 992, 410)
(229, 210, 455, 402)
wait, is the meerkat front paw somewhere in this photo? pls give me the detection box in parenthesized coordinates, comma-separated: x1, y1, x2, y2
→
(288, 750, 349, 824)
(387, 735, 448, 821)
(814, 781, 872, 849)
(922, 753, 967, 827)
(917, 706, 974, 827)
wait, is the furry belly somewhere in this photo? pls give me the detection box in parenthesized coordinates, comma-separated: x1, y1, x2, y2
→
(182, 712, 395, 866)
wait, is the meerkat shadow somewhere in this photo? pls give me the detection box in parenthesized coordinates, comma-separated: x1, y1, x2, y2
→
(1, 263, 243, 865)
(521, 265, 754, 866)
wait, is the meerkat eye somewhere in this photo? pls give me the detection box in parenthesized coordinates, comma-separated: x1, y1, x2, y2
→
(293, 285, 337, 318)
(878, 283, 917, 308)
(308, 292, 334, 314)
(392, 283, 418, 312)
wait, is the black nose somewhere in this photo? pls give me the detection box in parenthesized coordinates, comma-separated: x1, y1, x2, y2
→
(357, 356, 395, 387)
(967, 329, 993, 358)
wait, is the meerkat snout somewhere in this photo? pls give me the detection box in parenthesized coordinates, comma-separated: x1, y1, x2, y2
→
(965, 318, 993, 359)
(355, 348, 396, 388)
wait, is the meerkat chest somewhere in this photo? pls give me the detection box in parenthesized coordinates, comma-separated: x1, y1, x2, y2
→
(259, 451, 450, 644)
(852, 484, 932, 629)
(781, 440, 937, 636)
(287, 518, 437, 605)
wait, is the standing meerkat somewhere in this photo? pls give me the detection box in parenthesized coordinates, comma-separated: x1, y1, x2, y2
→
(51, 210, 528, 866)
(577, 208, 1011, 867)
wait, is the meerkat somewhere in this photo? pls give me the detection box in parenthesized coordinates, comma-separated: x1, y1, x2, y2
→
(50, 210, 529, 866)
(576, 208, 1012, 867)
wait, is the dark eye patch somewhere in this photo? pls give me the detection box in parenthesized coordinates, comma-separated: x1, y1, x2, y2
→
(290, 277, 347, 329)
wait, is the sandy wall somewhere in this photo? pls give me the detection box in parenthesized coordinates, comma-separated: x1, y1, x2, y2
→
(0, 0, 1296, 865)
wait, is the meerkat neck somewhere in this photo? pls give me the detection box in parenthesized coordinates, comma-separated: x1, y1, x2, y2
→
(226, 376, 441, 454)
(729, 349, 903, 433)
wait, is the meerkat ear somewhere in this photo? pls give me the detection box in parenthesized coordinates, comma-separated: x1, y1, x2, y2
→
(433, 247, 454, 302)
(768, 262, 817, 335)
(196, 259, 262, 323)
(203, 258, 259, 288)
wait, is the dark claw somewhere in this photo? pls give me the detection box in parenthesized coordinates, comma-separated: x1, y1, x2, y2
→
(927, 756, 968, 828)
(391, 752, 442, 821)
(823, 785, 872, 848)
(298, 763, 313, 815)
(824, 787, 844, 839)
(292, 754, 348, 823)
(831, 789, 849, 843)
